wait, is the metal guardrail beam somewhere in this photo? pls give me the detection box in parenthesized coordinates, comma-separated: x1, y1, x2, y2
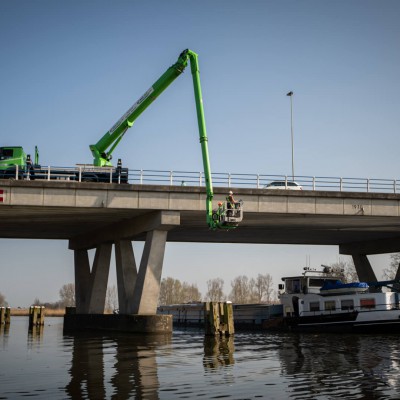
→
(4, 166, 400, 194)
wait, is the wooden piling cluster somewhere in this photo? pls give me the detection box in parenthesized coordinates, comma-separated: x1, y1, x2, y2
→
(204, 302, 234, 336)
(29, 306, 45, 328)
(0, 307, 11, 325)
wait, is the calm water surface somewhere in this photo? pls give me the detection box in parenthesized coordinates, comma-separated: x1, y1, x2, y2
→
(1, 317, 400, 399)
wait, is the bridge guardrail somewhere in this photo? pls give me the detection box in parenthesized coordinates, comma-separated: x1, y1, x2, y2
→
(4, 166, 399, 194)
(129, 170, 399, 194)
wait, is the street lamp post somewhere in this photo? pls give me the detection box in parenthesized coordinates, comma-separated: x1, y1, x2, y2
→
(286, 91, 294, 181)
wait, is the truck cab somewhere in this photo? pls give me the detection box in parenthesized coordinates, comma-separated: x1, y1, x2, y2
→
(0, 146, 27, 168)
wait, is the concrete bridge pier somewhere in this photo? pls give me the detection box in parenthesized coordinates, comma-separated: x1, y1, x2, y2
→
(65, 211, 180, 333)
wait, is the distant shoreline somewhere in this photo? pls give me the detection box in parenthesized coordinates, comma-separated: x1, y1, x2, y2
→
(10, 308, 65, 317)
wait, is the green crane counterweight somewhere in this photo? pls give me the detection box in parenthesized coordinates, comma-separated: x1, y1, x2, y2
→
(89, 49, 243, 229)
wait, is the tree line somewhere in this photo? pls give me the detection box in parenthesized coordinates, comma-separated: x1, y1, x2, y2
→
(159, 273, 276, 305)
(1, 255, 400, 308)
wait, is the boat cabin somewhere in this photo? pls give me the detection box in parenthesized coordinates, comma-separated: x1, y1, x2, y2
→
(279, 268, 400, 319)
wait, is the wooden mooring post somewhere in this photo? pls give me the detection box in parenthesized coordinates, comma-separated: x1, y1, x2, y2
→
(29, 306, 45, 328)
(204, 302, 234, 336)
(0, 307, 11, 325)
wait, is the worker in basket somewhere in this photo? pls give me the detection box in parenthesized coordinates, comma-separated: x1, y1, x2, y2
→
(226, 190, 237, 217)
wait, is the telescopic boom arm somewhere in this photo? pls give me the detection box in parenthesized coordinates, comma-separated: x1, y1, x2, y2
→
(89, 49, 242, 229)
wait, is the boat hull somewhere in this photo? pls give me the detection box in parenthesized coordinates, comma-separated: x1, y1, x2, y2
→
(285, 310, 400, 333)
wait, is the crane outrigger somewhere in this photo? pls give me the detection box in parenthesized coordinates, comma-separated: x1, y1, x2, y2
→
(89, 49, 243, 230)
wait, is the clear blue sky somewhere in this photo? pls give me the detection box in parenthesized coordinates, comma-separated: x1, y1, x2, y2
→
(1, 0, 399, 306)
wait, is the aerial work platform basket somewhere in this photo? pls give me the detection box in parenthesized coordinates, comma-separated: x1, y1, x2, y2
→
(213, 200, 243, 228)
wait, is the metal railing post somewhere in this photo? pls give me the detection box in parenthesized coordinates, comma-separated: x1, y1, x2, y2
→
(228, 173, 231, 188)
(78, 166, 82, 182)
(367, 179, 370, 193)
(15, 165, 19, 180)
(340, 178, 343, 192)
(394, 180, 397, 194)
(170, 171, 173, 186)
(109, 167, 113, 183)
(47, 166, 51, 181)
(199, 172, 202, 186)
(140, 169, 143, 185)
(312, 177, 316, 191)
(256, 174, 260, 189)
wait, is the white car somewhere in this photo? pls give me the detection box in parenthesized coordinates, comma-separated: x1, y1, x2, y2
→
(265, 181, 303, 190)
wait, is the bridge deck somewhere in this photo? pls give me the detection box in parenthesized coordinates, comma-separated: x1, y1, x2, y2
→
(1, 180, 400, 252)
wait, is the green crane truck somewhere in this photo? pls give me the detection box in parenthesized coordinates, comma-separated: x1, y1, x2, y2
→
(0, 146, 128, 183)
(0, 49, 243, 229)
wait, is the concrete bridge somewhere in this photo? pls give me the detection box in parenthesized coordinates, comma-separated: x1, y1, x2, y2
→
(2, 179, 400, 326)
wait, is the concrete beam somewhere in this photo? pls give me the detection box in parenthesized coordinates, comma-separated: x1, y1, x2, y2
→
(339, 236, 400, 255)
(69, 211, 180, 250)
(115, 240, 137, 314)
(132, 230, 168, 315)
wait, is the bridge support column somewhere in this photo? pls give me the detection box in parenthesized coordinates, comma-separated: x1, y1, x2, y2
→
(115, 239, 137, 314)
(74, 243, 112, 314)
(132, 230, 168, 315)
(350, 254, 377, 283)
(74, 249, 91, 314)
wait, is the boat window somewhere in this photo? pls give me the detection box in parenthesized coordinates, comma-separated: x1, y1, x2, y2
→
(324, 300, 336, 311)
(360, 298, 375, 309)
(286, 279, 301, 294)
(309, 278, 325, 288)
(309, 302, 320, 312)
(341, 299, 354, 311)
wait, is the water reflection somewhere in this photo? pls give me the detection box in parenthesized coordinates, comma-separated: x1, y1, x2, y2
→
(65, 333, 171, 400)
(4, 319, 400, 399)
(278, 333, 400, 399)
(0, 323, 10, 349)
(203, 335, 235, 370)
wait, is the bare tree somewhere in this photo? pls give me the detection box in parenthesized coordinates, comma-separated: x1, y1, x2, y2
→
(251, 273, 274, 304)
(383, 253, 400, 280)
(159, 278, 202, 305)
(32, 297, 41, 305)
(106, 285, 118, 312)
(0, 292, 7, 307)
(159, 277, 179, 305)
(205, 278, 225, 302)
(181, 282, 202, 303)
(327, 259, 357, 283)
(229, 275, 251, 304)
(59, 283, 75, 307)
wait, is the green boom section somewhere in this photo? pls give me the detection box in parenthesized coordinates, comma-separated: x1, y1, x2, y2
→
(89, 49, 222, 229)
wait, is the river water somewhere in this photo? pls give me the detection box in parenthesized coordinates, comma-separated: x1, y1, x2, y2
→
(1, 317, 400, 399)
